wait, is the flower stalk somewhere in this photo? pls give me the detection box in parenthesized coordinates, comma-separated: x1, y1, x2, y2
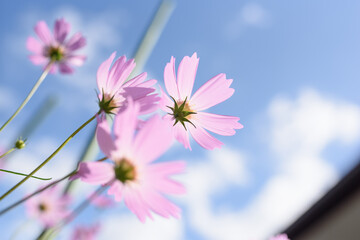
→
(0, 61, 54, 133)
(0, 112, 98, 201)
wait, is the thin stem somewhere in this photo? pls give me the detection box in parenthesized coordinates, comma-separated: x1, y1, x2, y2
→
(0, 148, 15, 159)
(0, 170, 76, 216)
(0, 112, 98, 201)
(0, 169, 52, 180)
(0, 62, 54, 133)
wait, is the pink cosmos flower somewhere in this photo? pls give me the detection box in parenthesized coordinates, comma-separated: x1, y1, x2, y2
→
(27, 18, 86, 74)
(160, 52, 243, 150)
(71, 224, 100, 240)
(90, 194, 115, 208)
(25, 186, 71, 227)
(269, 234, 290, 240)
(71, 100, 186, 222)
(97, 52, 160, 115)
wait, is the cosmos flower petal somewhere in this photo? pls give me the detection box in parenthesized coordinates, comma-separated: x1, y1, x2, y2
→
(96, 115, 117, 158)
(177, 52, 199, 99)
(97, 52, 116, 91)
(54, 18, 70, 44)
(143, 190, 181, 218)
(269, 234, 290, 240)
(133, 115, 173, 163)
(70, 162, 115, 184)
(124, 188, 153, 222)
(173, 121, 192, 150)
(188, 124, 223, 150)
(109, 57, 136, 91)
(113, 99, 139, 152)
(66, 32, 86, 51)
(159, 86, 173, 112)
(123, 73, 157, 88)
(34, 21, 53, 45)
(108, 181, 123, 201)
(59, 62, 74, 74)
(148, 162, 186, 194)
(190, 73, 234, 111)
(67, 55, 86, 66)
(28, 19, 86, 74)
(26, 37, 43, 54)
(194, 112, 243, 136)
(164, 56, 179, 99)
(29, 55, 48, 65)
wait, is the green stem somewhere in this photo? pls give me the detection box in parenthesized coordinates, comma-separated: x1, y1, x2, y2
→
(0, 112, 98, 201)
(0, 148, 15, 159)
(0, 62, 54, 133)
(0, 169, 51, 180)
(0, 170, 76, 216)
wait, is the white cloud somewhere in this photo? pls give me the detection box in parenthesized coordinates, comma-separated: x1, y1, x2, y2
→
(182, 89, 360, 240)
(225, 3, 270, 40)
(98, 214, 183, 240)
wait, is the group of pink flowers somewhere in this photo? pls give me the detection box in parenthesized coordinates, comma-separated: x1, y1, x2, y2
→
(4, 17, 287, 239)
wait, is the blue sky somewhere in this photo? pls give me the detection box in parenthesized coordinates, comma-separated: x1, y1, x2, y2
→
(1, 0, 360, 239)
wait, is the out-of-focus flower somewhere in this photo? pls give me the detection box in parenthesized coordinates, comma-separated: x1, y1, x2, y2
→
(71, 224, 100, 240)
(160, 52, 243, 150)
(97, 52, 159, 115)
(25, 186, 71, 227)
(90, 194, 115, 209)
(71, 100, 185, 222)
(269, 234, 290, 240)
(27, 18, 86, 74)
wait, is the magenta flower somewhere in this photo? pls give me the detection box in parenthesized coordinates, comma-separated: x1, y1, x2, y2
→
(71, 100, 186, 222)
(269, 234, 290, 240)
(25, 186, 71, 227)
(71, 224, 100, 240)
(26, 18, 86, 74)
(97, 52, 160, 115)
(160, 53, 243, 150)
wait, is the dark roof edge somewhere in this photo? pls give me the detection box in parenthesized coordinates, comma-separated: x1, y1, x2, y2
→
(283, 160, 360, 238)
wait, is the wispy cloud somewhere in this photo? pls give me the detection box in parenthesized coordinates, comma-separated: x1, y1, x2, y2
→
(180, 89, 360, 240)
(224, 3, 270, 41)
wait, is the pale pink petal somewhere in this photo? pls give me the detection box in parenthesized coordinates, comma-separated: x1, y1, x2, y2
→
(34, 21, 53, 45)
(108, 181, 123, 201)
(66, 55, 86, 66)
(147, 161, 186, 195)
(54, 18, 70, 44)
(190, 73, 234, 111)
(26, 37, 44, 54)
(123, 72, 147, 87)
(194, 112, 243, 136)
(113, 99, 139, 152)
(66, 32, 86, 51)
(106, 56, 127, 90)
(71, 162, 114, 184)
(158, 86, 173, 113)
(59, 63, 74, 74)
(133, 115, 173, 164)
(96, 115, 116, 158)
(142, 190, 181, 218)
(124, 189, 153, 222)
(269, 234, 290, 240)
(177, 52, 199, 99)
(173, 120, 192, 150)
(109, 57, 136, 91)
(122, 87, 155, 101)
(164, 56, 179, 99)
(29, 55, 48, 65)
(188, 124, 223, 150)
(97, 52, 116, 92)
